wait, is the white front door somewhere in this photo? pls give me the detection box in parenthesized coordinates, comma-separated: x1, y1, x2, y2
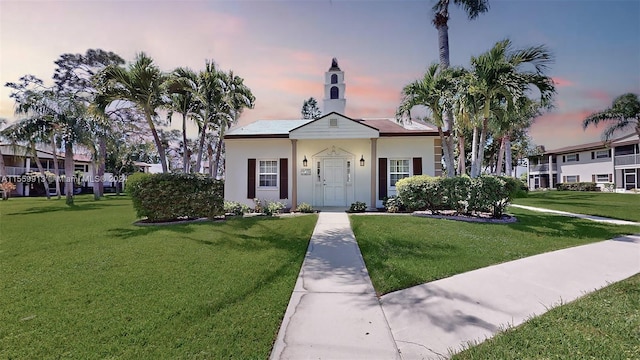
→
(323, 158, 346, 206)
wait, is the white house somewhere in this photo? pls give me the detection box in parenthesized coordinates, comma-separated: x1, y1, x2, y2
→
(224, 59, 442, 209)
(528, 133, 640, 191)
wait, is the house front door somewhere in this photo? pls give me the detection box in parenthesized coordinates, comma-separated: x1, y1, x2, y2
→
(323, 158, 346, 206)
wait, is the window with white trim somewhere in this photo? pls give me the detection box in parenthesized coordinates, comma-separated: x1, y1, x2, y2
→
(389, 159, 410, 187)
(595, 150, 610, 159)
(566, 154, 578, 162)
(596, 174, 609, 183)
(565, 175, 579, 183)
(259, 160, 278, 187)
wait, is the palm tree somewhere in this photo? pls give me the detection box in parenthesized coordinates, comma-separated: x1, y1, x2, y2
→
(433, 0, 490, 175)
(165, 67, 199, 173)
(96, 52, 169, 172)
(210, 70, 254, 178)
(397, 64, 461, 176)
(193, 61, 224, 173)
(583, 93, 640, 141)
(466, 39, 555, 177)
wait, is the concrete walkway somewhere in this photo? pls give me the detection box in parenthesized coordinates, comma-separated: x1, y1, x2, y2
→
(271, 210, 640, 359)
(510, 204, 640, 226)
(270, 211, 400, 359)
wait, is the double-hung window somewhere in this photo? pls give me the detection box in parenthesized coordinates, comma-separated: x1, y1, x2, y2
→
(565, 154, 578, 162)
(565, 175, 579, 183)
(596, 174, 609, 183)
(389, 159, 410, 187)
(259, 160, 278, 187)
(595, 150, 610, 159)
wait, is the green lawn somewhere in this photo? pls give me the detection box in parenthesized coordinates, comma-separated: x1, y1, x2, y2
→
(351, 208, 640, 295)
(452, 274, 640, 360)
(0, 195, 316, 359)
(513, 191, 640, 222)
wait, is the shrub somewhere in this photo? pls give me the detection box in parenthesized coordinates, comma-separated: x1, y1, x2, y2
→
(383, 196, 405, 213)
(440, 176, 471, 214)
(556, 182, 599, 191)
(468, 176, 511, 218)
(264, 201, 286, 216)
(224, 201, 250, 216)
(499, 176, 528, 198)
(296, 202, 314, 213)
(395, 175, 444, 212)
(349, 201, 367, 213)
(127, 173, 224, 222)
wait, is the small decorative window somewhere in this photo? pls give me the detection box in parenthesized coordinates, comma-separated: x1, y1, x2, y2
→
(329, 118, 338, 127)
(389, 159, 410, 186)
(596, 174, 609, 183)
(316, 161, 321, 182)
(565, 154, 578, 162)
(565, 175, 579, 183)
(259, 160, 278, 187)
(74, 164, 88, 172)
(330, 86, 339, 99)
(595, 150, 610, 159)
(347, 161, 351, 182)
(331, 74, 338, 84)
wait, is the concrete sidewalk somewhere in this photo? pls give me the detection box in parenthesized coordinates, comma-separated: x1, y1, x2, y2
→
(510, 204, 640, 226)
(270, 211, 400, 359)
(381, 234, 640, 359)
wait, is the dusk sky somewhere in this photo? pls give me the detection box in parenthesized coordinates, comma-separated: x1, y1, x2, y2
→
(1, 0, 639, 150)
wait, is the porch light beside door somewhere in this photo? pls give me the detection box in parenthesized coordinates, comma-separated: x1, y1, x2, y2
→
(360, 155, 365, 166)
(303, 155, 308, 167)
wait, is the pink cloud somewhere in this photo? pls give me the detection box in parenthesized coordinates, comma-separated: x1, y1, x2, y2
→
(552, 76, 575, 87)
(529, 109, 605, 149)
(583, 89, 611, 102)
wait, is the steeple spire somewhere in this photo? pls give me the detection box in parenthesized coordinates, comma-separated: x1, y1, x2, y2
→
(323, 58, 346, 114)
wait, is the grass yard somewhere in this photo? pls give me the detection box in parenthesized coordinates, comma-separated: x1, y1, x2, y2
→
(513, 191, 640, 222)
(452, 274, 640, 359)
(351, 207, 640, 295)
(0, 195, 317, 359)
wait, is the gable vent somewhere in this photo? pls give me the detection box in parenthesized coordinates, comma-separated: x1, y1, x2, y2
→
(329, 118, 338, 127)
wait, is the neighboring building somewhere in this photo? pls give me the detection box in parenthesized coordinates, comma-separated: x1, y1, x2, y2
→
(527, 133, 640, 191)
(224, 59, 442, 209)
(0, 144, 150, 197)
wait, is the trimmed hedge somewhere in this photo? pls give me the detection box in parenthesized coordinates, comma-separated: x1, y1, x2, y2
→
(556, 182, 599, 191)
(126, 173, 224, 222)
(396, 175, 524, 218)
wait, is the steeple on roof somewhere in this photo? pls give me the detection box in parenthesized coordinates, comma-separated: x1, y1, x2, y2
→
(329, 57, 341, 71)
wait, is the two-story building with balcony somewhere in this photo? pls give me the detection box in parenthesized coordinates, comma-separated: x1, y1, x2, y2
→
(527, 133, 640, 191)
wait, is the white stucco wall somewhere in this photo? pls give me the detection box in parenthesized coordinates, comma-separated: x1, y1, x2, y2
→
(557, 149, 614, 186)
(225, 138, 292, 207)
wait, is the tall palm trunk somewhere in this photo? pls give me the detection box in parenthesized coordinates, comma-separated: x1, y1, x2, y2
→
(30, 144, 50, 199)
(495, 136, 506, 175)
(457, 134, 466, 175)
(475, 117, 489, 177)
(437, 126, 451, 177)
(50, 134, 61, 199)
(195, 116, 210, 173)
(207, 143, 214, 177)
(144, 110, 168, 173)
(470, 126, 479, 177)
(94, 136, 106, 200)
(181, 112, 190, 173)
(504, 132, 514, 177)
(64, 141, 74, 205)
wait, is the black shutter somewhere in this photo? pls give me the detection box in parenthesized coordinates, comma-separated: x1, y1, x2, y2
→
(378, 158, 387, 200)
(279, 158, 288, 200)
(591, 152, 594, 160)
(576, 154, 580, 161)
(247, 159, 256, 199)
(412, 157, 422, 175)
(562, 155, 565, 162)
(608, 149, 612, 157)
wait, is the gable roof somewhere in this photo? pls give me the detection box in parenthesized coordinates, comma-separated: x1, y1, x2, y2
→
(225, 112, 439, 139)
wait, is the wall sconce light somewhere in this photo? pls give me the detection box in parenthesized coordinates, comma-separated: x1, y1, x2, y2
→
(360, 155, 365, 166)
(303, 155, 308, 167)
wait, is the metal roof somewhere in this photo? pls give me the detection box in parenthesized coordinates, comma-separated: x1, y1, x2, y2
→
(226, 120, 313, 136)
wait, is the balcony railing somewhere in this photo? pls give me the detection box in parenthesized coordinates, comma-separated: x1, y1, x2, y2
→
(530, 163, 557, 172)
(615, 154, 640, 166)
